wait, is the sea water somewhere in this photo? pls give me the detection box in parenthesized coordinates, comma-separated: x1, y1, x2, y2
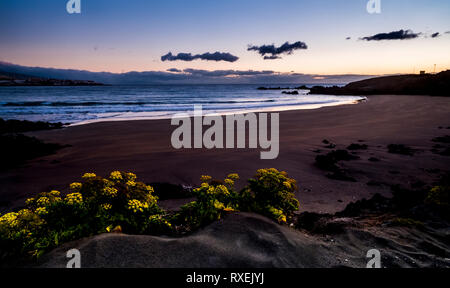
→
(0, 85, 365, 125)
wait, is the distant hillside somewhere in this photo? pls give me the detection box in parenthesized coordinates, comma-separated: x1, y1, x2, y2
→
(0, 70, 104, 86)
(309, 71, 450, 96)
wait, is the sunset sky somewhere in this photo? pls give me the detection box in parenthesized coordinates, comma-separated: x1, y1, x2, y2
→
(1, 0, 450, 76)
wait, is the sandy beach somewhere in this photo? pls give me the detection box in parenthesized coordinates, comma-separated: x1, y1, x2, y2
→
(1, 94, 449, 214)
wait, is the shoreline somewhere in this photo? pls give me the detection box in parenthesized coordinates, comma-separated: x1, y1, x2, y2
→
(1, 95, 449, 214)
(69, 97, 366, 126)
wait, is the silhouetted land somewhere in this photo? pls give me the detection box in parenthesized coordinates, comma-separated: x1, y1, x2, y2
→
(0, 71, 104, 86)
(309, 71, 450, 96)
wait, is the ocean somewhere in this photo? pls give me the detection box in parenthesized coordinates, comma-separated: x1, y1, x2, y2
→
(0, 85, 365, 125)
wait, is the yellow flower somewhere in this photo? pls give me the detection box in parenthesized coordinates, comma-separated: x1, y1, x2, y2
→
(110, 171, 123, 181)
(36, 197, 50, 207)
(125, 172, 137, 182)
(101, 203, 112, 210)
(146, 185, 155, 194)
(50, 190, 61, 197)
(227, 173, 239, 181)
(200, 175, 212, 183)
(25, 198, 35, 206)
(65, 193, 83, 205)
(0, 212, 19, 227)
(278, 215, 287, 223)
(215, 185, 230, 196)
(70, 182, 82, 191)
(127, 199, 149, 213)
(207, 186, 215, 194)
(283, 181, 291, 189)
(82, 173, 97, 180)
(213, 200, 225, 210)
(224, 179, 234, 187)
(35, 207, 48, 216)
(18, 209, 33, 217)
(126, 180, 136, 187)
(103, 187, 118, 197)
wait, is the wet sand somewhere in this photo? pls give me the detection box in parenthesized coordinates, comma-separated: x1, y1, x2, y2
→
(1, 95, 450, 214)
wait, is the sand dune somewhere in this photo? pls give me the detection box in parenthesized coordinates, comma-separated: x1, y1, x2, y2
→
(36, 212, 449, 268)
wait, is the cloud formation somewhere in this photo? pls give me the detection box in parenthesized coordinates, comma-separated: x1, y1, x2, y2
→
(0, 61, 375, 85)
(361, 29, 420, 41)
(167, 68, 182, 73)
(431, 32, 440, 38)
(247, 41, 308, 60)
(161, 52, 239, 62)
(182, 69, 274, 77)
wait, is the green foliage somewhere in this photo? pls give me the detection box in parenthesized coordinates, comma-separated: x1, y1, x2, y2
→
(0, 171, 169, 260)
(241, 168, 300, 223)
(177, 169, 300, 227)
(176, 174, 238, 230)
(425, 185, 449, 207)
(0, 168, 301, 261)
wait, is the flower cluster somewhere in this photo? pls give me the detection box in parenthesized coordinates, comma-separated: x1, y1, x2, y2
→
(82, 173, 97, 180)
(0, 171, 166, 261)
(126, 181, 136, 187)
(35, 207, 48, 216)
(109, 171, 123, 181)
(36, 197, 50, 207)
(102, 187, 118, 198)
(100, 203, 112, 210)
(0, 212, 19, 228)
(200, 175, 212, 183)
(227, 173, 240, 181)
(70, 182, 82, 191)
(125, 172, 137, 182)
(65, 193, 83, 205)
(127, 199, 149, 213)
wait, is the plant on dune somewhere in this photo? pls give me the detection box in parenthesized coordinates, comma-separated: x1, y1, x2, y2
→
(0, 168, 300, 261)
(0, 171, 170, 260)
(175, 174, 238, 230)
(176, 168, 300, 228)
(425, 185, 449, 208)
(240, 168, 300, 223)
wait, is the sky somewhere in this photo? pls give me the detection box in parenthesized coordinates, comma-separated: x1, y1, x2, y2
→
(1, 0, 450, 76)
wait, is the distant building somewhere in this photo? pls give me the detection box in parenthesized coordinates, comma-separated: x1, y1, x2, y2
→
(420, 71, 426, 75)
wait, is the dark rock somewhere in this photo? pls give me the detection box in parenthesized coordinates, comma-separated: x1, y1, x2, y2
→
(0, 118, 64, 134)
(432, 135, 450, 144)
(347, 143, 368, 150)
(387, 144, 415, 156)
(281, 90, 299, 95)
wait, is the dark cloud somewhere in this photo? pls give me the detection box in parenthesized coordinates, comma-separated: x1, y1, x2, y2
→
(161, 51, 239, 62)
(247, 41, 308, 59)
(431, 32, 440, 38)
(346, 37, 351, 40)
(263, 55, 282, 60)
(361, 29, 420, 41)
(183, 69, 274, 77)
(167, 68, 182, 73)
